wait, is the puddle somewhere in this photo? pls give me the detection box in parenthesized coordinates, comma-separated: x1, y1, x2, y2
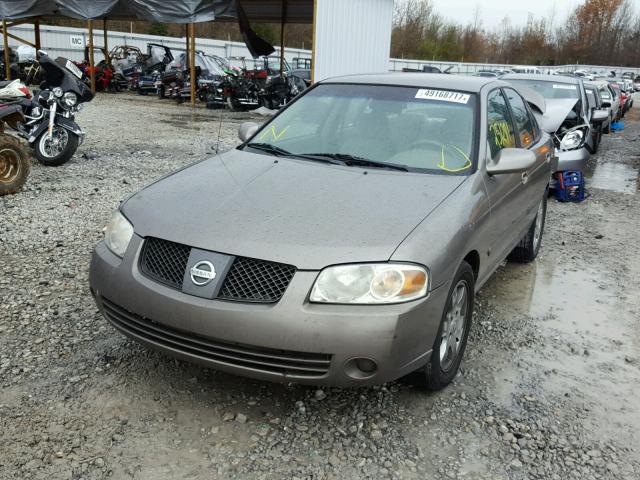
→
(481, 260, 640, 442)
(587, 161, 638, 194)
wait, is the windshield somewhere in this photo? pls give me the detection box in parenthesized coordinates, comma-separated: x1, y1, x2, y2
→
(244, 83, 477, 175)
(507, 79, 580, 100)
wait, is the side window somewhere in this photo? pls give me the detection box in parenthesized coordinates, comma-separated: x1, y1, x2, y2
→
(487, 89, 516, 158)
(504, 88, 536, 148)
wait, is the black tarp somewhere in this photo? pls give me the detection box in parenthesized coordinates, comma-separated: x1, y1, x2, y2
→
(0, 0, 315, 23)
(0, 0, 237, 23)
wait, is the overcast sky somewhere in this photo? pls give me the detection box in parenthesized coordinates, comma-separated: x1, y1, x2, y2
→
(430, 0, 585, 29)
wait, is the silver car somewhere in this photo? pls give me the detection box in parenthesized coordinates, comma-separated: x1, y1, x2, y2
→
(90, 74, 554, 389)
(502, 74, 607, 172)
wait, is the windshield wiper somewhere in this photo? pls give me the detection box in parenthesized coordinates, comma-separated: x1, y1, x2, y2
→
(246, 143, 346, 166)
(246, 142, 293, 157)
(304, 153, 409, 172)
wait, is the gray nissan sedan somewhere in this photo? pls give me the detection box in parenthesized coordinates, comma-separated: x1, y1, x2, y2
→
(90, 74, 554, 390)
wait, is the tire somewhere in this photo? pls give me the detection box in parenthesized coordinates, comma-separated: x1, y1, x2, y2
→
(592, 127, 601, 154)
(0, 135, 30, 196)
(157, 86, 165, 99)
(508, 194, 547, 263)
(417, 261, 475, 391)
(33, 127, 79, 167)
(225, 95, 239, 111)
(603, 117, 611, 134)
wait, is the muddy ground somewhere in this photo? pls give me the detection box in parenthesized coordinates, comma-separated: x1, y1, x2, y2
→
(1, 93, 639, 480)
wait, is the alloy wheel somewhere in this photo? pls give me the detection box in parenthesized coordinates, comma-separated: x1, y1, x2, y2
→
(439, 280, 469, 372)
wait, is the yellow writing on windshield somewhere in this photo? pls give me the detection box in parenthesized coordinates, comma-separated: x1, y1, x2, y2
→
(438, 144, 472, 173)
(489, 121, 514, 148)
(259, 125, 290, 142)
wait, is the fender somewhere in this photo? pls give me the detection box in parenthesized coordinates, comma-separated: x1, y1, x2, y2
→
(28, 115, 85, 145)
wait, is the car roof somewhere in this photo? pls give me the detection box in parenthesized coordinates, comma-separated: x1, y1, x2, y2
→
(501, 73, 580, 84)
(320, 73, 504, 93)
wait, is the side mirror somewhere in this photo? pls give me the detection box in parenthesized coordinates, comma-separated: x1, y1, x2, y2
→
(601, 101, 611, 108)
(591, 109, 609, 123)
(487, 148, 536, 175)
(238, 122, 259, 142)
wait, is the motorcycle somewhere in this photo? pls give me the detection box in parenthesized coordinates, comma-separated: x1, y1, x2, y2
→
(0, 105, 30, 195)
(0, 52, 93, 167)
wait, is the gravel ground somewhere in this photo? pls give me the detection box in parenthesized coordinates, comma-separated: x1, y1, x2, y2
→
(1, 93, 639, 480)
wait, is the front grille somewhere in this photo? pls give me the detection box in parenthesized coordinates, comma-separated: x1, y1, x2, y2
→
(101, 297, 331, 378)
(220, 257, 296, 303)
(139, 238, 296, 303)
(140, 237, 190, 290)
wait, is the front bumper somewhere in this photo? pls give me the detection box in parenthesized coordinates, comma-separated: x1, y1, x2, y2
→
(89, 236, 449, 387)
(556, 146, 590, 172)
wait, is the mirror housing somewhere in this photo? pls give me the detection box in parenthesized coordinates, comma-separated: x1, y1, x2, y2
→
(487, 148, 537, 175)
(601, 101, 611, 108)
(591, 109, 609, 123)
(238, 122, 260, 142)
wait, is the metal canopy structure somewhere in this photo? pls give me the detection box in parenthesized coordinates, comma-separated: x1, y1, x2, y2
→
(0, 0, 313, 105)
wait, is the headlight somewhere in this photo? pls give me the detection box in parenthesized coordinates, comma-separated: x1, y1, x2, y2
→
(310, 264, 428, 304)
(52, 87, 63, 98)
(62, 92, 77, 107)
(104, 210, 134, 258)
(559, 127, 586, 150)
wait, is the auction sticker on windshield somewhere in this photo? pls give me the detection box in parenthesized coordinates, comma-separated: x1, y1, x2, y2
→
(552, 84, 577, 90)
(65, 60, 83, 79)
(415, 89, 470, 104)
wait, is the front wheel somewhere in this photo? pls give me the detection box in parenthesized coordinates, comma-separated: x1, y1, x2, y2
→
(417, 261, 475, 391)
(508, 194, 547, 263)
(34, 126, 79, 167)
(0, 135, 30, 196)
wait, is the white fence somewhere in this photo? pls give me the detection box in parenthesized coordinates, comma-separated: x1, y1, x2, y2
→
(7, 24, 312, 68)
(389, 58, 640, 76)
(5, 23, 639, 76)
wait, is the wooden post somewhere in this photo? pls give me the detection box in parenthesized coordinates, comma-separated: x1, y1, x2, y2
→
(2, 20, 10, 80)
(280, 0, 287, 75)
(103, 19, 109, 63)
(189, 23, 196, 107)
(88, 20, 96, 94)
(34, 19, 41, 53)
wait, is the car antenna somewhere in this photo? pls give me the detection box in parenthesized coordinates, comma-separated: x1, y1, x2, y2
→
(214, 104, 224, 154)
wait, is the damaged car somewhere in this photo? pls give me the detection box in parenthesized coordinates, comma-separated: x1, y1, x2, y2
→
(90, 74, 554, 389)
(502, 74, 608, 172)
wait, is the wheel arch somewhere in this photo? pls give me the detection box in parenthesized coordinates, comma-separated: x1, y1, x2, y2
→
(462, 250, 480, 282)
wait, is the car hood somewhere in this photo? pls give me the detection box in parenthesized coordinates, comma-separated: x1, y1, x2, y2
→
(541, 98, 580, 133)
(122, 149, 466, 270)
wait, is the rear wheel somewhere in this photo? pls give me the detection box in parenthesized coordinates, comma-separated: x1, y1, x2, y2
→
(508, 194, 547, 263)
(417, 261, 474, 391)
(225, 95, 240, 111)
(592, 126, 602, 153)
(0, 135, 29, 196)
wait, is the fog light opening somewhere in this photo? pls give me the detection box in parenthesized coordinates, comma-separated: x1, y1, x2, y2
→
(344, 357, 379, 380)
